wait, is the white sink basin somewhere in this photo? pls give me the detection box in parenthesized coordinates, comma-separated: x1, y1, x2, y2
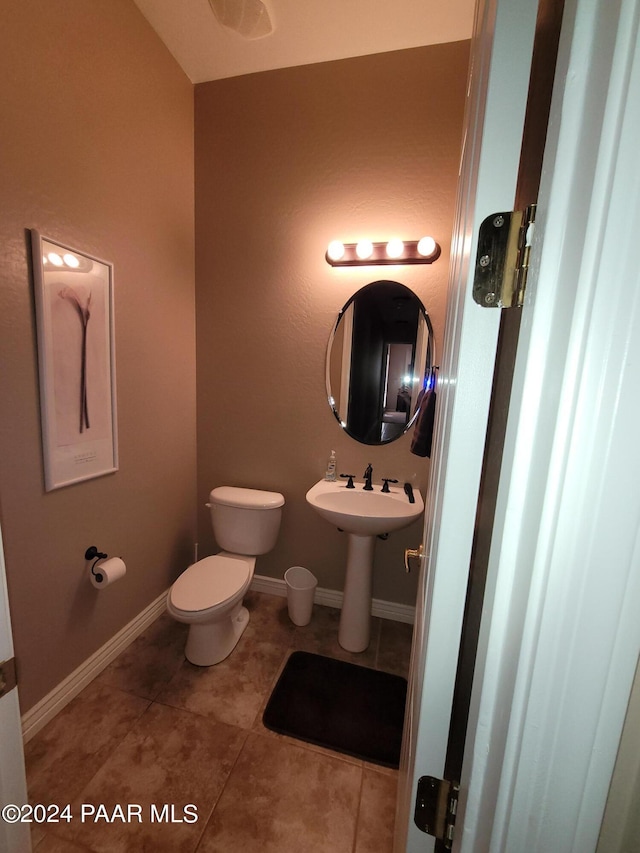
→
(306, 478, 424, 536)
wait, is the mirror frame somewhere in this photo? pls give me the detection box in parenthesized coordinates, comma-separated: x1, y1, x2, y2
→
(325, 280, 435, 445)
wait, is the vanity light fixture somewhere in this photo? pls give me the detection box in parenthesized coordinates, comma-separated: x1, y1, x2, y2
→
(325, 237, 441, 267)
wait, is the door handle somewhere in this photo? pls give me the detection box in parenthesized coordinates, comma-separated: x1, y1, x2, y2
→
(404, 544, 424, 573)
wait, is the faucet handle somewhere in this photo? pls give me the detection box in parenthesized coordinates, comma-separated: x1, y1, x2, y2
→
(363, 463, 374, 491)
(340, 473, 356, 489)
(381, 478, 398, 493)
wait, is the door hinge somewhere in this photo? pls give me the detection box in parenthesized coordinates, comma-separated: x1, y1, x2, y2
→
(473, 203, 536, 308)
(0, 656, 17, 698)
(414, 775, 459, 848)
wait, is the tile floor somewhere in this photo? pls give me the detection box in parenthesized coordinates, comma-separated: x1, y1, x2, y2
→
(25, 591, 413, 852)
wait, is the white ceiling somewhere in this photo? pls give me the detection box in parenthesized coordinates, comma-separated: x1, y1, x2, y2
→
(133, 0, 476, 84)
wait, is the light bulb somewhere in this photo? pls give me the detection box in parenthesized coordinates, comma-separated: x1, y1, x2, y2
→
(417, 236, 437, 257)
(356, 240, 373, 260)
(48, 252, 63, 266)
(63, 253, 80, 268)
(386, 239, 405, 259)
(327, 241, 345, 261)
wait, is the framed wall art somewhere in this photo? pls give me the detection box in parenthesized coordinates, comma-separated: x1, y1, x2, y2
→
(31, 231, 118, 491)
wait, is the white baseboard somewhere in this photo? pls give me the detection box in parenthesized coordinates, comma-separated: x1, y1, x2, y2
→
(21, 576, 414, 743)
(250, 573, 415, 625)
(21, 590, 169, 744)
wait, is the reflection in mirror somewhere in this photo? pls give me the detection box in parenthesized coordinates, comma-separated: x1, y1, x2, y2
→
(326, 280, 435, 445)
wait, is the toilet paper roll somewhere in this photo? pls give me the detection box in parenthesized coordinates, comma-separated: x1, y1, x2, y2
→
(90, 556, 126, 589)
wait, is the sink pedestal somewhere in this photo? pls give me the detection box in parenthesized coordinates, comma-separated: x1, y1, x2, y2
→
(338, 534, 376, 652)
(305, 478, 424, 653)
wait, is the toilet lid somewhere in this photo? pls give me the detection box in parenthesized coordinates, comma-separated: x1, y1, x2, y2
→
(169, 555, 251, 613)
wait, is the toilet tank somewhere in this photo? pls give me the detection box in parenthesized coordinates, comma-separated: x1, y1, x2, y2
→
(208, 486, 285, 555)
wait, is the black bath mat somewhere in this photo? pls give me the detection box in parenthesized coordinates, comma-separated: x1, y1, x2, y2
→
(263, 651, 407, 768)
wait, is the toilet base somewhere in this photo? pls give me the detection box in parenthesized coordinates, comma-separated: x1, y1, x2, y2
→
(184, 604, 250, 666)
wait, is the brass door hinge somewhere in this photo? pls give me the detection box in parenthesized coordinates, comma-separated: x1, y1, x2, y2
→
(414, 775, 459, 848)
(473, 204, 536, 308)
(0, 656, 17, 698)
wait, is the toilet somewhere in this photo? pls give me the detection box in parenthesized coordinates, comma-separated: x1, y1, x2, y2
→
(167, 486, 285, 666)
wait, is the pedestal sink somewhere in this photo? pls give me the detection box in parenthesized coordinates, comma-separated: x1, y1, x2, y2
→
(305, 479, 424, 652)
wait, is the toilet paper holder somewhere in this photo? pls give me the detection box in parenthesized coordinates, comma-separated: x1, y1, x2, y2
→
(85, 546, 126, 589)
(85, 545, 108, 582)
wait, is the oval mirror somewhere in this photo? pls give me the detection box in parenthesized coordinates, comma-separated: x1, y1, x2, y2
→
(326, 280, 435, 445)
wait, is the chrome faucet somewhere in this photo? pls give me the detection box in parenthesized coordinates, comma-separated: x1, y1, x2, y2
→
(363, 463, 373, 491)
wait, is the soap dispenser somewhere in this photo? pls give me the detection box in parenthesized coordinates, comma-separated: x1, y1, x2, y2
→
(325, 450, 337, 481)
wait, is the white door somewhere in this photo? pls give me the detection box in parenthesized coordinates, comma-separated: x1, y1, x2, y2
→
(0, 522, 31, 853)
(395, 0, 542, 848)
(398, 0, 640, 850)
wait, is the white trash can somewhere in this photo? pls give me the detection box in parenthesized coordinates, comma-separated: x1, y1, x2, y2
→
(284, 566, 317, 626)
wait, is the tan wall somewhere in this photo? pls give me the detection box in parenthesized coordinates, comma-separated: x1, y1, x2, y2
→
(195, 43, 469, 604)
(0, 1, 196, 712)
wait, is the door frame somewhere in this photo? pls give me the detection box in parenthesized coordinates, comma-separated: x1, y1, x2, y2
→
(0, 519, 31, 853)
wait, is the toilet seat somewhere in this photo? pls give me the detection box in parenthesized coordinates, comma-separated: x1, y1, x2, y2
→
(169, 554, 251, 615)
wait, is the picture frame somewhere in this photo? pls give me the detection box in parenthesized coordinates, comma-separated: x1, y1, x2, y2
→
(31, 231, 118, 491)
